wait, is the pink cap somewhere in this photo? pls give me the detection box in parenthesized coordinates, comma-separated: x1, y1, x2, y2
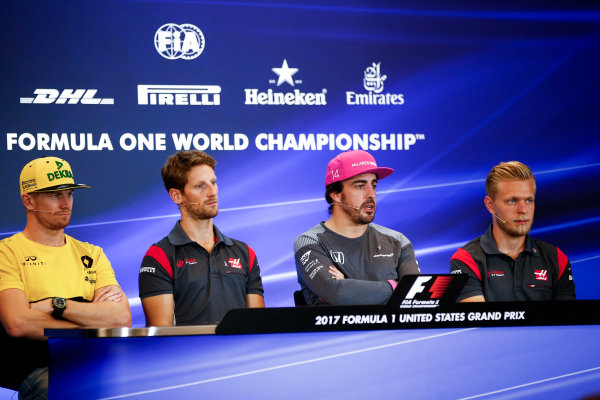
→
(325, 150, 394, 186)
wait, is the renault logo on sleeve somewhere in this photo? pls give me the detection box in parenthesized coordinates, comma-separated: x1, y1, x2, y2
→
(155, 23, 205, 60)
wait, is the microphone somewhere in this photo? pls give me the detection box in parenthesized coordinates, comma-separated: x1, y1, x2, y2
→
(178, 202, 200, 208)
(333, 202, 362, 211)
(32, 209, 55, 213)
(494, 214, 506, 223)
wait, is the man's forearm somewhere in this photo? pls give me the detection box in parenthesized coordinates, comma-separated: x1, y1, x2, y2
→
(324, 279, 393, 305)
(1, 289, 80, 340)
(62, 300, 132, 328)
(5, 308, 80, 340)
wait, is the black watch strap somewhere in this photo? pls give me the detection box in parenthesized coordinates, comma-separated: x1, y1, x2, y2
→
(52, 297, 67, 319)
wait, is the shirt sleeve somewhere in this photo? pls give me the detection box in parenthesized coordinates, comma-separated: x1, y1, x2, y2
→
(94, 249, 119, 289)
(0, 243, 24, 293)
(397, 242, 421, 280)
(245, 245, 264, 296)
(294, 236, 394, 305)
(450, 248, 484, 301)
(138, 245, 174, 299)
(553, 247, 576, 300)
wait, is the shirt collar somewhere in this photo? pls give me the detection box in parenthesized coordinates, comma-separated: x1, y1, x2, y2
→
(319, 221, 371, 240)
(480, 224, 537, 256)
(168, 220, 234, 247)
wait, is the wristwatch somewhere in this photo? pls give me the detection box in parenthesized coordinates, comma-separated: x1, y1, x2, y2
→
(52, 297, 67, 319)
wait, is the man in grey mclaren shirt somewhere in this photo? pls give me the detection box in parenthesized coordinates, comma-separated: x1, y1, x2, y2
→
(294, 150, 420, 306)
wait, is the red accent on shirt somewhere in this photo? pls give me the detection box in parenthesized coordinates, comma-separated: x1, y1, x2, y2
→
(556, 247, 569, 280)
(451, 248, 481, 281)
(248, 245, 256, 273)
(145, 245, 172, 279)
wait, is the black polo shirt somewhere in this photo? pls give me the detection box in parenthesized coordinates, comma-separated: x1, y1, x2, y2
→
(450, 225, 575, 301)
(138, 221, 263, 325)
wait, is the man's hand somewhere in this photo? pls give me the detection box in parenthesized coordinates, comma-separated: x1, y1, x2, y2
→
(93, 285, 124, 303)
(29, 298, 53, 314)
(328, 265, 345, 280)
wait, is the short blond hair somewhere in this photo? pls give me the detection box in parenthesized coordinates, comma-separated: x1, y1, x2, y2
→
(486, 161, 536, 199)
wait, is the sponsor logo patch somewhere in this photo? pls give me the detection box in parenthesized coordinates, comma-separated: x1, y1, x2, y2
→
(300, 250, 311, 265)
(309, 265, 323, 279)
(535, 269, 548, 281)
(22, 255, 46, 267)
(177, 259, 197, 268)
(330, 251, 345, 265)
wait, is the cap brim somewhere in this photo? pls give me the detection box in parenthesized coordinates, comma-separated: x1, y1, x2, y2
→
(32, 183, 91, 193)
(364, 167, 394, 180)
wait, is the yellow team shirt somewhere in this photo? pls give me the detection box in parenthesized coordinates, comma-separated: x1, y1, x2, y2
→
(0, 232, 118, 302)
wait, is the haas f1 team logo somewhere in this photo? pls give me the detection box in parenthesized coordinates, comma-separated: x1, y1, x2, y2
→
(534, 269, 548, 281)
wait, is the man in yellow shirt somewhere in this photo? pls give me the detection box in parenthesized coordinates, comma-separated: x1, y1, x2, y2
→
(0, 156, 131, 400)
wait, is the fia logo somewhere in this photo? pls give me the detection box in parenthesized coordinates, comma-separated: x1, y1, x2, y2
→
(155, 23, 205, 60)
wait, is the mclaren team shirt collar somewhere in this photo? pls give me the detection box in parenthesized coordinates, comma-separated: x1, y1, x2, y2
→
(480, 224, 537, 257)
(168, 220, 234, 247)
(319, 221, 371, 241)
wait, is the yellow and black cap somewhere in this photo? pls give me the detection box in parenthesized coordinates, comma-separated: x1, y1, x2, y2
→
(20, 157, 91, 195)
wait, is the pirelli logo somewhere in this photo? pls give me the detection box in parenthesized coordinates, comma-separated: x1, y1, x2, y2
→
(137, 85, 221, 105)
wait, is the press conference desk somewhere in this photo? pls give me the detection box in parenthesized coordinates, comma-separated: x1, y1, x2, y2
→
(46, 302, 600, 400)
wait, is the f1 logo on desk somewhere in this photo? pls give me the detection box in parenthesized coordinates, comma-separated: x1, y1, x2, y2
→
(406, 276, 452, 299)
(387, 274, 467, 309)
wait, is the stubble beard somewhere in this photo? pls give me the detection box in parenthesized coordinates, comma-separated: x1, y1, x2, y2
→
(497, 218, 532, 237)
(340, 195, 376, 225)
(36, 212, 71, 231)
(188, 202, 219, 221)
